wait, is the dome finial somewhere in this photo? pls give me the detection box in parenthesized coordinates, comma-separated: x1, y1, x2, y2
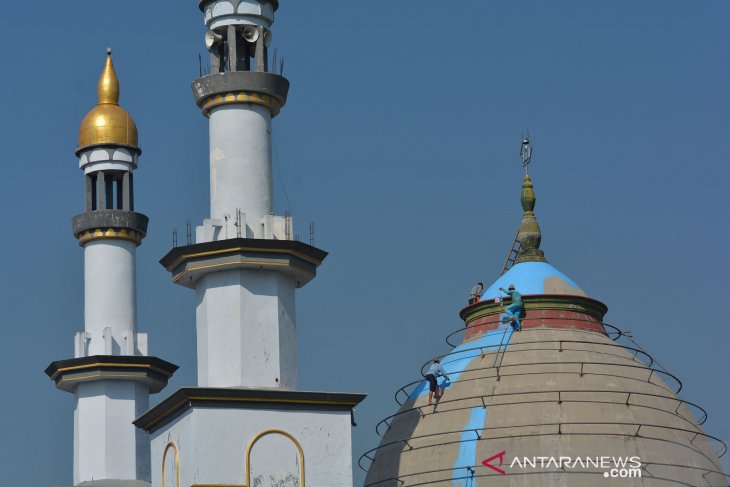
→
(516, 171, 546, 264)
(98, 48, 119, 105)
(77, 50, 139, 153)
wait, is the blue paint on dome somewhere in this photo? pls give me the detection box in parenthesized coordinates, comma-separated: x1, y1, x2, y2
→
(409, 325, 515, 401)
(482, 261, 585, 299)
(453, 406, 487, 486)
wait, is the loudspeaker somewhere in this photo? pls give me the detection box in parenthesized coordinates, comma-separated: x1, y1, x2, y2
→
(242, 25, 259, 43)
(204, 30, 222, 51)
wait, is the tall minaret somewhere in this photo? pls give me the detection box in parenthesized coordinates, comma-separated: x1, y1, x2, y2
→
(46, 50, 177, 486)
(137, 3, 365, 486)
(162, 0, 317, 390)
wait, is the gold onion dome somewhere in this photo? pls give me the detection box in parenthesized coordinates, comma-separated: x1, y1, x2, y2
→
(77, 49, 139, 154)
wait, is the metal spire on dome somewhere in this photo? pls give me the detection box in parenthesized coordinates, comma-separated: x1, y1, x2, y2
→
(516, 136, 546, 263)
(98, 48, 120, 105)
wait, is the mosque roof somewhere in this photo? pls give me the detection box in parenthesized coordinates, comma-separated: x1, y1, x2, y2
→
(483, 261, 587, 299)
(361, 163, 726, 486)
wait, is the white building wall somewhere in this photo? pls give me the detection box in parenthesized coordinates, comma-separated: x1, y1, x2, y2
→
(195, 268, 297, 388)
(150, 408, 355, 487)
(208, 104, 272, 238)
(74, 381, 150, 484)
(84, 239, 137, 355)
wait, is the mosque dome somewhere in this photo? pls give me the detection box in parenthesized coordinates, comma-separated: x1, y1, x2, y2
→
(77, 50, 139, 154)
(483, 261, 586, 298)
(360, 169, 727, 487)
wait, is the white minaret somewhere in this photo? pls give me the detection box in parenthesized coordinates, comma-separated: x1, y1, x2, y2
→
(166, 0, 312, 390)
(46, 51, 177, 486)
(138, 3, 365, 487)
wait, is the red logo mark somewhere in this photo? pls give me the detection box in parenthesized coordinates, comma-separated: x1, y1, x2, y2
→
(482, 451, 507, 475)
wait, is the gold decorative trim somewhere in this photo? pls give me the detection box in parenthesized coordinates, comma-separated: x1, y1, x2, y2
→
(201, 91, 282, 116)
(50, 362, 173, 380)
(245, 429, 304, 487)
(77, 227, 143, 245)
(166, 245, 322, 271)
(162, 441, 180, 487)
(57, 372, 165, 386)
(172, 260, 303, 283)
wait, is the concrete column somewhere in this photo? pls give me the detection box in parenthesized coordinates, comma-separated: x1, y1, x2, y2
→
(84, 239, 137, 355)
(208, 104, 272, 237)
(74, 381, 150, 484)
(255, 27, 265, 72)
(84, 175, 92, 211)
(195, 269, 297, 388)
(228, 25, 238, 72)
(129, 173, 134, 211)
(122, 172, 131, 211)
(96, 171, 106, 210)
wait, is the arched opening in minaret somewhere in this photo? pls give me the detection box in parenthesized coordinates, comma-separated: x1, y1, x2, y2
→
(86, 170, 133, 211)
(246, 429, 304, 487)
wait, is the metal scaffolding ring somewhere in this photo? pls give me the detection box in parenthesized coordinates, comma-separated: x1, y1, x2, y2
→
(359, 421, 727, 473)
(377, 389, 708, 436)
(445, 318, 624, 347)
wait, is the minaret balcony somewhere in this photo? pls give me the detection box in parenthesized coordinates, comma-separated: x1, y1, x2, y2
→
(160, 237, 326, 289)
(72, 209, 148, 246)
(45, 355, 178, 394)
(192, 71, 288, 117)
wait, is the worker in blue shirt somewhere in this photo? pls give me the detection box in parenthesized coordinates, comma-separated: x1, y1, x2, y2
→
(499, 284, 523, 332)
(425, 359, 450, 405)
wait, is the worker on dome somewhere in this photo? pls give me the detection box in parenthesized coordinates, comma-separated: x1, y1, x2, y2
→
(500, 284, 523, 332)
(469, 282, 484, 305)
(425, 359, 450, 405)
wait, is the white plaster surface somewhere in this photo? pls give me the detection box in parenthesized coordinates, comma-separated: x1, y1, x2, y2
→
(84, 240, 138, 356)
(195, 268, 297, 388)
(80, 147, 136, 172)
(151, 407, 354, 487)
(205, 0, 274, 30)
(209, 104, 272, 238)
(74, 381, 150, 484)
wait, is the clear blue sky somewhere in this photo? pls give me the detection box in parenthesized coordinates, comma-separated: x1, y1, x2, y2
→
(0, 1, 728, 485)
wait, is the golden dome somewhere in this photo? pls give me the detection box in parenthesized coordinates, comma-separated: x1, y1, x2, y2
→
(77, 49, 139, 154)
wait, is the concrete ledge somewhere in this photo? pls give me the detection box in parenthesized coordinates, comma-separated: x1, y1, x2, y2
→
(160, 238, 327, 289)
(191, 72, 289, 116)
(460, 294, 608, 324)
(45, 355, 178, 394)
(72, 210, 149, 238)
(135, 387, 367, 433)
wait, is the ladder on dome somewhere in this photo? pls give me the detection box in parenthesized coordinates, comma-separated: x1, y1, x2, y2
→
(500, 230, 521, 276)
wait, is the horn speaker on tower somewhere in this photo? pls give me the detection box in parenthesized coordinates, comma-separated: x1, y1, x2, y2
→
(204, 29, 223, 51)
(242, 25, 259, 43)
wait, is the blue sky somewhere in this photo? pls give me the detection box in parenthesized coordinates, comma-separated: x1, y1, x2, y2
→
(0, 1, 728, 485)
